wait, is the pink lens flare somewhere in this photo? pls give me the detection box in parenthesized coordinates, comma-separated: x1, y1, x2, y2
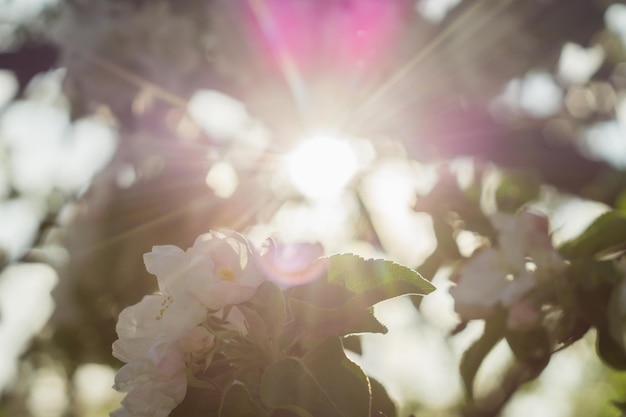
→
(255, 238, 328, 286)
(244, 0, 408, 74)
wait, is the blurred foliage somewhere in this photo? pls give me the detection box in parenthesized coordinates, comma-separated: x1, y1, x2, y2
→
(1, 0, 626, 416)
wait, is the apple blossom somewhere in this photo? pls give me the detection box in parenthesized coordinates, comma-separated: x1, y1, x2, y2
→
(112, 230, 265, 417)
(111, 342, 187, 417)
(112, 294, 207, 363)
(450, 210, 565, 320)
(143, 230, 264, 310)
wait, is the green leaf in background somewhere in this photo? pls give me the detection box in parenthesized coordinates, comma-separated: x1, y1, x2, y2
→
(495, 170, 541, 213)
(612, 399, 626, 414)
(597, 326, 626, 370)
(219, 384, 268, 417)
(505, 327, 550, 363)
(459, 312, 507, 399)
(505, 326, 551, 381)
(608, 282, 626, 352)
(560, 211, 626, 259)
(261, 337, 371, 417)
(369, 376, 397, 417)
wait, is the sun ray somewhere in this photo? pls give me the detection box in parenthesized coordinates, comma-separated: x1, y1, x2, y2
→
(342, 0, 515, 134)
(83, 52, 188, 108)
(247, 0, 309, 119)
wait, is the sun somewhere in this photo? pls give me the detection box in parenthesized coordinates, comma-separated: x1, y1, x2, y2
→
(285, 134, 358, 200)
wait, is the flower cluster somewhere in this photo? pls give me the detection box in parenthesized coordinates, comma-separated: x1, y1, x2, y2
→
(110, 230, 436, 417)
(111, 231, 323, 417)
(450, 210, 566, 324)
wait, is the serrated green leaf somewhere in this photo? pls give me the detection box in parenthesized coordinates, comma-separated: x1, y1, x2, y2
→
(289, 279, 355, 309)
(561, 211, 626, 259)
(261, 337, 371, 417)
(219, 384, 268, 417)
(325, 254, 434, 299)
(459, 312, 507, 399)
(289, 298, 387, 337)
(302, 337, 371, 417)
(286, 255, 431, 339)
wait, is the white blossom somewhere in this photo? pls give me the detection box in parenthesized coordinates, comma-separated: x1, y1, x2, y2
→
(143, 230, 264, 310)
(112, 230, 264, 417)
(111, 342, 187, 417)
(450, 210, 565, 320)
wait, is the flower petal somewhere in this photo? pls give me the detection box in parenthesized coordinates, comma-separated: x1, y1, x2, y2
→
(143, 245, 190, 294)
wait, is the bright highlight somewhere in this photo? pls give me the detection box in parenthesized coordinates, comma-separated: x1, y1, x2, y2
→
(286, 135, 358, 200)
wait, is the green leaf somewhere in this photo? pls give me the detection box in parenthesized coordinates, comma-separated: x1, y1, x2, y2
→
(325, 254, 435, 301)
(302, 337, 371, 416)
(219, 384, 268, 417)
(561, 211, 626, 259)
(505, 326, 551, 381)
(250, 281, 287, 339)
(170, 387, 221, 417)
(369, 377, 396, 417)
(505, 327, 551, 363)
(271, 406, 314, 417)
(612, 400, 626, 413)
(289, 279, 355, 309)
(608, 281, 626, 352)
(459, 312, 507, 399)
(286, 254, 432, 338)
(495, 170, 541, 213)
(261, 337, 371, 417)
(597, 326, 626, 370)
(289, 298, 387, 338)
(571, 260, 620, 326)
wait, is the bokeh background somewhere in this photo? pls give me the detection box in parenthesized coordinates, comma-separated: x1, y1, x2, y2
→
(1, 0, 626, 416)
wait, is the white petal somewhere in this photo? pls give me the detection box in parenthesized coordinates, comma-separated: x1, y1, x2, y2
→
(109, 407, 132, 417)
(198, 281, 258, 309)
(115, 294, 206, 340)
(143, 245, 188, 292)
(112, 337, 155, 363)
(114, 346, 187, 417)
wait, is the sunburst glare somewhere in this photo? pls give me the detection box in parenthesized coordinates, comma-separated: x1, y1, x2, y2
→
(285, 134, 358, 200)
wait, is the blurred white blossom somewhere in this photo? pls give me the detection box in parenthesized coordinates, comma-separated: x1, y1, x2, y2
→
(450, 210, 565, 320)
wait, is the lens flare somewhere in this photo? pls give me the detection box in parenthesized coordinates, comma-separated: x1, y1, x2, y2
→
(286, 134, 358, 200)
